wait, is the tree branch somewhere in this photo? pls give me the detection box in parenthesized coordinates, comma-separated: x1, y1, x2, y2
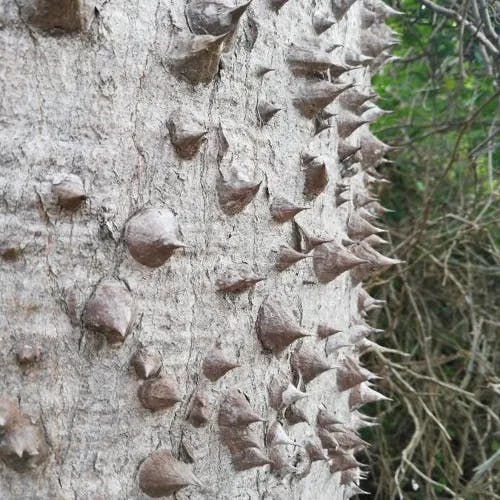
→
(418, 0, 499, 56)
(475, 0, 499, 46)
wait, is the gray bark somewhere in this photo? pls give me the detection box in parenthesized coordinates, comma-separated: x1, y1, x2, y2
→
(0, 0, 390, 498)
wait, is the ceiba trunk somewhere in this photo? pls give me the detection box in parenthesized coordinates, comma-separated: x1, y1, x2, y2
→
(0, 0, 398, 498)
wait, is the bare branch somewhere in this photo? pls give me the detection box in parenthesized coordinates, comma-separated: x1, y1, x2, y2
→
(418, 0, 500, 55)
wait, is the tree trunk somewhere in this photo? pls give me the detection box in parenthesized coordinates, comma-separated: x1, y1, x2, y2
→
(0, 0, 397, 498)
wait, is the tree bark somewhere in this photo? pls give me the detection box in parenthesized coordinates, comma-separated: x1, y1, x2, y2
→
(0, 0, 394, 498)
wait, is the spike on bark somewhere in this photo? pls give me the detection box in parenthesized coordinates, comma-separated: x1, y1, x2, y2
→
(269, 375, 308, 410)
(139, 449, 201, 497)
(232, 446, 270, 470)
(364, 170, 391, 186)
(303, 157, 329, 197)
(257, 101, 282, 125)
(284, 404, 308, 425)
(202, 348, 240, 381)
(131, 347, 162, 380)
(335, 183, 349, 195)
(270, 0, 289, 11)
(337, 139, 362, 163)
(293, 82, 354, 119)
(339, 467, 361, 485)
(357, 206, 376, 221)
(256, 66, 276, 77)
(351, 242, 403, 279)
(317, 323, 343, 339)
(335, 183, 351, 207)
(313, 242, 367, 283)
(365, 200, 393, 217)
(269, 446, 297, 475)
(29, 0, 93, 32)
(218, 389, 264, 427)
(186, 0, 251, 51)
(336, 110, 369, 138)
(287, 46, 334, 75)
(336, 193, 351, 208)
(216, 271, 265, 293)
(343, 484, 370, 498)
(318, 428, 339, 449)
(266, 421, 295, 447)
(168, 109, 207, 158)
(317, 408, 344, 428)
(360, 6, 378, 28)
(347, 212, 386, 241)
(276, 246, 310, 272)
(256, 297, 310, 354)
(305, 441, 329, 462)
(52, 174, 87, 210)
(362, 103, 392, 122)
(187, 389, 212, 427)
(169, 33, 229, 85)
(270, 197, 309, 223)
(349, 383, 389, 409)
(353, 191, 378, 209)
(340, 163, 359, 178)
(360, 132, 395, 166)
(329, 449, 361, 472)
(138, 375, 183, 411)
(360, 29, 399, 58)
(336, 357, 370, 392)
(332, 430, 369, 450)
(313, 10, 335, 34)
(287, 47, 355, 78)
(83, 280, 135, 345)
(338, 87, 378, 112)
(220, 426, 263, 454)
(363, 234, 388, 247)
(350, 319, 383, 338)
(364, 0, 404, 20)
(291, 346, 332, 384)
(217, 169, 261, 215)
(314, 115, 335, 136)
(370, 50, 401, 73)
(295, 223, 334, 253)
(325, 332, 355, 354)
(331, 0, 358, 19)
(0, 397, 49, 472)
(349, 410, 379, 430)
(125, 207, 185, 268)
(344, 48, 374, 66)
(357, 286, 385, 314)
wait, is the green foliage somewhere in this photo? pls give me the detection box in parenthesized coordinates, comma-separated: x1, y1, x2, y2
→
(362, 0, 499, 498)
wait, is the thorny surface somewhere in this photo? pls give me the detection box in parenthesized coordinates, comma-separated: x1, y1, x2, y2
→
(0, 0, 386, 499)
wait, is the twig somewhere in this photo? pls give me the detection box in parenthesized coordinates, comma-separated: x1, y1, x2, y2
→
(418, 0, 499, 55)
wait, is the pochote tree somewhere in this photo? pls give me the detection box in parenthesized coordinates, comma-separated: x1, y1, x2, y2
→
(0, 0, 400, 497)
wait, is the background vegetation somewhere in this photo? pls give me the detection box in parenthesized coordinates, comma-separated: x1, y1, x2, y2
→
(361, 0, 499, 498)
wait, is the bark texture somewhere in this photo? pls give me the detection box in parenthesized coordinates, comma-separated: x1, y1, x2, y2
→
(0, 0, 396, 498)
